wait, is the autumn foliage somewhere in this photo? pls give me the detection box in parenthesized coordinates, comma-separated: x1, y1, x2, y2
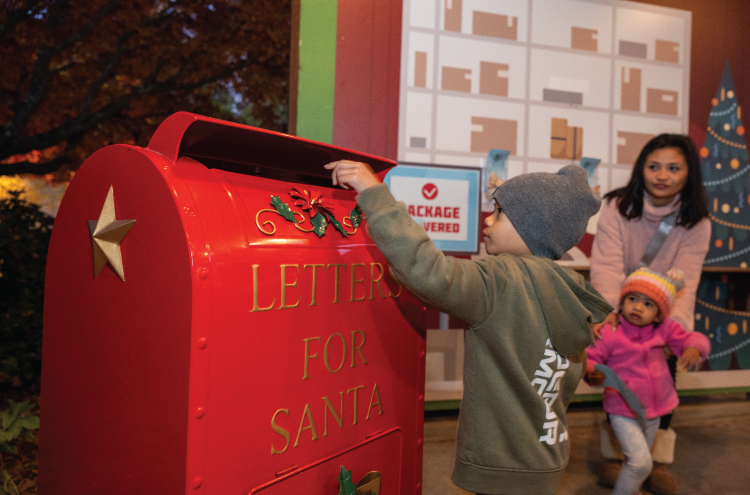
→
(0, 0, 291, 178)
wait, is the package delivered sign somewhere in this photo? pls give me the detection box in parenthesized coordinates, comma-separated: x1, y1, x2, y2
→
(385, 163, 481, 253)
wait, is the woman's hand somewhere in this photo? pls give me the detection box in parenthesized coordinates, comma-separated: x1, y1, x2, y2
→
(324, 160, 380, 193)
(677, 346, 702, 371)
(592, 312, 618, 339)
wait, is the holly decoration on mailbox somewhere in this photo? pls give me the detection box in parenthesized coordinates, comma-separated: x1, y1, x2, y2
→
(337, 466, 357, 495)
(256, 188, 363, 238)
(269, 195, 297, 223)
(288, 187, 344, 237)
(336, 466, 382, 495)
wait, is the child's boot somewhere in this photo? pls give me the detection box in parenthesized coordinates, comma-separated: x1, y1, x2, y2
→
(597, 419, 624, 487)
(645, 428, 678, 495)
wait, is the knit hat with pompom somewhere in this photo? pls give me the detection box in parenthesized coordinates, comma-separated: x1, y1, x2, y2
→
(620, 267, 685, 318)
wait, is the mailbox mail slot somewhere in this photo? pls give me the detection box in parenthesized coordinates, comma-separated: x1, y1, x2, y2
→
(39, 112, 426, 494)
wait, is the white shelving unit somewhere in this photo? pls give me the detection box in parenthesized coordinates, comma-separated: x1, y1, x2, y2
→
(399, 0, 691, 209)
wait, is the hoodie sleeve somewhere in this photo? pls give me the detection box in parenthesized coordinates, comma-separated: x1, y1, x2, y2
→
(356, 183, 503, 327)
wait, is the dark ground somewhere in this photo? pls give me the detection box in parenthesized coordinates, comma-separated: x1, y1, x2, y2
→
(423, 393, 750, 495)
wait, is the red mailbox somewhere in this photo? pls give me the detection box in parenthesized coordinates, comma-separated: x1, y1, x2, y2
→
(39, 112, 426, 494)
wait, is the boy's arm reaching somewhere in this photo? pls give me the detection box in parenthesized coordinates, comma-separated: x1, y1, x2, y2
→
(325, 161, 499, 327)
(325, 160, 380, 193)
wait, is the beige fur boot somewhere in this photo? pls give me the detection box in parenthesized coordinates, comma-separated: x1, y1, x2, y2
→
(597, 419, 624, 487)
(646, 428, 678, 495)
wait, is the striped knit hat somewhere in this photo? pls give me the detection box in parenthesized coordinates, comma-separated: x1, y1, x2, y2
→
(620, 267, 685, 318)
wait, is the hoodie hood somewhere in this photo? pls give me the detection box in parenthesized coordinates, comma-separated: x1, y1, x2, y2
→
(519, 257, 613, 356)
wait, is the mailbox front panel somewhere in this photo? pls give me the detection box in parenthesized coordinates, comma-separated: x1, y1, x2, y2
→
(39, 114, 426, 495)
(170, 157, 426, 494)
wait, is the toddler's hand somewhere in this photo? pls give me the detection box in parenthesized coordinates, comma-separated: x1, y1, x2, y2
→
(677, 346, 702, 371)
(585, 370, 605, 386)
(324, 160, 380, 193)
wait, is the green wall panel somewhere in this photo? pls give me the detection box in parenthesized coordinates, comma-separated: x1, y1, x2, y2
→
(296, 0, 338, 144)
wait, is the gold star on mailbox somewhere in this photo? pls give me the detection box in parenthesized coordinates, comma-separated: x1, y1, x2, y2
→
(88, 185, 135, 281)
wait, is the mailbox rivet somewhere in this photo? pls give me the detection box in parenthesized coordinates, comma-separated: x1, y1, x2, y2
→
(420, 351, 426, 358)
(192, 477, 203, 489)
(418, 394, 424, 402)
(417, 438, 423, 446)
(198, 337, 208, 349)
(195, 407, 205, 419)
(197, 267, 208, 280)
(416, 482, 422, 490)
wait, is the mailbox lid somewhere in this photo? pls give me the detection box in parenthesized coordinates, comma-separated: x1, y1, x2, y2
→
(147, 112, 396, 187)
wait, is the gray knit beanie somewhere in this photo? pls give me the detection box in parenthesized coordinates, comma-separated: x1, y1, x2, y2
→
(491, 165, 600, 260)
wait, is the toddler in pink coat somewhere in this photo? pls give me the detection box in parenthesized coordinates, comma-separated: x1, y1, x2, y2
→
(585, 267, 710, 495)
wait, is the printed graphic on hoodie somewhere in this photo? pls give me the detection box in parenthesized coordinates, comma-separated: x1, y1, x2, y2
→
(532, 339, 570, 445)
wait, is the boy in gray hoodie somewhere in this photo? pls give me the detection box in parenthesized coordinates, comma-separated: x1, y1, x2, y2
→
(325, 160, 613, 495)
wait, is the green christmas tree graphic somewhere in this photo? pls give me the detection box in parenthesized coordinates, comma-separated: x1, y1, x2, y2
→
(695, 61, 750, 370)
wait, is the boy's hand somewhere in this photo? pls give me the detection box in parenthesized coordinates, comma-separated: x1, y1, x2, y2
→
(592, 312, 618, 339)
(325, 160, 380, 193)
(677, 346, 702, 371)
(584, 370, 605, 386)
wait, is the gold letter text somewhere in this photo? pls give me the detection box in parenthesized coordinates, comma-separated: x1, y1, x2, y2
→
(271, 409, 291, 454)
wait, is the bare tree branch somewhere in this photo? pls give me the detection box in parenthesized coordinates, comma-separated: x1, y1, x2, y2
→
(4, 45, 54, 136)
(51, 0, 122, 57)
(79, 29, 136, 118)
(0, 0, 292, 176)
(0, 88, 12, 108)
(0, 156, 66, 176)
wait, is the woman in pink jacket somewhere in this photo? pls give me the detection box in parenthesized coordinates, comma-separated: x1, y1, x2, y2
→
(590, 133, 711, 494)
(585, 268, 710, 495)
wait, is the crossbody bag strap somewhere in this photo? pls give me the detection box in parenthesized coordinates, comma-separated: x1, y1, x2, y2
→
(638, 210, 679, 268)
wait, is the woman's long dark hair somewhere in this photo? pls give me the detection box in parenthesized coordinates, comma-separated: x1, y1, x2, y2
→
(603, 133, 709, 228)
